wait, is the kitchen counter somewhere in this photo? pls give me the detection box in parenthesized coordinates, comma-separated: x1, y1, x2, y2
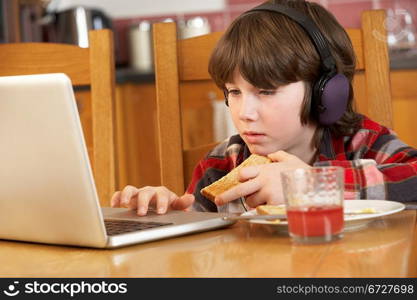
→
(389, 49, 417, 69)
(116, 68, 155, 84)
(73, 68, 154, 91)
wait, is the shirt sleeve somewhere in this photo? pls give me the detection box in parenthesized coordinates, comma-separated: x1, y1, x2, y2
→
(186, 159, 223, 212)
(314, 133, 417, 202)
(184, 135, 246, 212)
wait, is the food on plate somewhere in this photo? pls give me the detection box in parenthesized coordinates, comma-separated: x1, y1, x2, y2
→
(255, 205, 287, 224)
(357, 207, 377, 213)
(200, 154, 272, 201)
(348, 207, 378, 214)
(256, 205, 286, 216)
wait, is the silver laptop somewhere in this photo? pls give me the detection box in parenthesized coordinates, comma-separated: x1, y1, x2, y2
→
(0, 73, 234, 248)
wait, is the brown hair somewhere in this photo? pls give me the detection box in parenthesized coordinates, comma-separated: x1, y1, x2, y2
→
(208, 0, 362, 147)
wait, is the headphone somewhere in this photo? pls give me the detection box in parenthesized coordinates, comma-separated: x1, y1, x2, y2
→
(224, 2, 350, 126)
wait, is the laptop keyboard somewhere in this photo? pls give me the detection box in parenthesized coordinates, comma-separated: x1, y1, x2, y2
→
(104, 220, 173, 236)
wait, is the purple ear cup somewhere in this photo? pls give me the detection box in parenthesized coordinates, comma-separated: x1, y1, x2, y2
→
(317, 73, 349, 125)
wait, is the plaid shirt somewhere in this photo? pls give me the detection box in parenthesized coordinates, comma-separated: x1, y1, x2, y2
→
(186, 116, 417, 212)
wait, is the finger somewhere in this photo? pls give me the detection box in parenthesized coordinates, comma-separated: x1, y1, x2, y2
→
(120, 185, 140, 207)
(266, 197, 285, 206)
(155, 189, 175, 214)
(267, 150, 295, 162)
(245, 190, 284, 208)
(136, 188, 157, 216)
(110, 191, 122, 207)
(215, 178, 261, 206)
(238, 165, 261, 182)
(171, 193, 195, 210)
(126, 194, 139, 210)
(244, 193, 266, 208)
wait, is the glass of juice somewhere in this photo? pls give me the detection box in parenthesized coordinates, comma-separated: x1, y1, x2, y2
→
(281, 167, 344, 244)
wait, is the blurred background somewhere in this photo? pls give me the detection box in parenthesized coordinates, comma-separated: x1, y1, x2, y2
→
(1, 0, 416, 68)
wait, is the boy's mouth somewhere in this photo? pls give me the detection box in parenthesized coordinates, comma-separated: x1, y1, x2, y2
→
(243, 131, 266, 143)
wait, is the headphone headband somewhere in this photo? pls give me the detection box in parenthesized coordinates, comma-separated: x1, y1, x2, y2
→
(246, 3, 336, 73)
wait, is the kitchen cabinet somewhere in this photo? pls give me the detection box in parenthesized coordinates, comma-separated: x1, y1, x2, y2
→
(114, 82, 160, 189)
(74, 89, 93, 164)
(390, 69, 417, 148)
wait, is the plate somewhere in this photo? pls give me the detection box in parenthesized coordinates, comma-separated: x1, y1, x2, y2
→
(241, 200, 405, 231)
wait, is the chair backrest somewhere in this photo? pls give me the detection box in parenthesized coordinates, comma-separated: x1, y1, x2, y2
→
(152, 9, 393, 196)
(354, 10, 393, 128)
(0, 29, 117, 206)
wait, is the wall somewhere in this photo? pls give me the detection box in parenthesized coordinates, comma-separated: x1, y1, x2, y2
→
(48, 0, 225, 18)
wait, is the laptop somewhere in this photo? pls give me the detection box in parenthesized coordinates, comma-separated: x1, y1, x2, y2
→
(0, 73, 234, 248)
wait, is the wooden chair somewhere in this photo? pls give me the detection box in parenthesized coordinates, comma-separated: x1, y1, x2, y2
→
(152, 9, 393, 196)
(0, 29, 117, 206)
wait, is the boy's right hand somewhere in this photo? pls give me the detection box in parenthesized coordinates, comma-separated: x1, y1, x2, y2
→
(110, 185, 195, 216)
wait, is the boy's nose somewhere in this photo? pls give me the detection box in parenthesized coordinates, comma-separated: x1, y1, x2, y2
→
(239, 95, 259, 121)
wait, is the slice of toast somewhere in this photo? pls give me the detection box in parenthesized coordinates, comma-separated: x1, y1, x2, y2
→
(200, 154, 272, 201)
(256, 205, 286, 224)
(256, 205, 286, 216)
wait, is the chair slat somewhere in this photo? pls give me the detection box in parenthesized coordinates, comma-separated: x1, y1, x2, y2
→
(89, 30, 116, 204)
(0, 43, 90, 85)
(362, 10, 393, 128)
(153, 22, 185, 195)
(178, 32, 224, 81)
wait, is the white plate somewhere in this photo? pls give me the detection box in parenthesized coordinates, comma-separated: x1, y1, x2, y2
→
(241, 200, 405, 231)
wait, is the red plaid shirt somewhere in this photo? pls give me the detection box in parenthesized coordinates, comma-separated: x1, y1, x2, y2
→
(186, 116, 417, 212)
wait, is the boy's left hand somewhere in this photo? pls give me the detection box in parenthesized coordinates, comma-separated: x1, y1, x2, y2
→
(214, 150, 310, 208)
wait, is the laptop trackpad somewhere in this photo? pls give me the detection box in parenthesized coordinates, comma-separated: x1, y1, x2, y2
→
(102, 207, 225, 225)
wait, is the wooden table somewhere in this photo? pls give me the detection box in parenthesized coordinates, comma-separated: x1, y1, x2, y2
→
(0, 210, 415, 277)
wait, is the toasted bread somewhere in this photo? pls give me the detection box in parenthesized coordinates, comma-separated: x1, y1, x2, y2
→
(255, 205, 286, 224)
(256, 205, 286, 215)
(200, 154, 272, 201)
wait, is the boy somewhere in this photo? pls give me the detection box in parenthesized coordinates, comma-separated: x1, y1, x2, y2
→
(111, 0, 417, 215)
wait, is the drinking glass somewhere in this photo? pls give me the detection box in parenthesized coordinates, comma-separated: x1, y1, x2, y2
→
(281, 167, 344, 244)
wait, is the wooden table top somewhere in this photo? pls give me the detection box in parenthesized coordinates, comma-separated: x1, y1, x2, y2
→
(0, 210, 415, 278)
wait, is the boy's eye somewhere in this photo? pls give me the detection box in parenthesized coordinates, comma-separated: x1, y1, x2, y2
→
(259, 90, 276, 96)
(227, 89, 241, 96)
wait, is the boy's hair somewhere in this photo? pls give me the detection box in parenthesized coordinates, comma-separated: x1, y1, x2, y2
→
(208, 0, 361, 146)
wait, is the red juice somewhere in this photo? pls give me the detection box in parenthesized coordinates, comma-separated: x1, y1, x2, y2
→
(287, 205, 343, 237)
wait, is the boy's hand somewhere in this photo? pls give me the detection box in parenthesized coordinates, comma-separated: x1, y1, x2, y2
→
(111, 186, 194, 216)
(214, 150, 310, 208)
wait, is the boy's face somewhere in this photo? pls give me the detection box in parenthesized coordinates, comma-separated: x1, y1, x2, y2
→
(225, 72, 317, 157)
